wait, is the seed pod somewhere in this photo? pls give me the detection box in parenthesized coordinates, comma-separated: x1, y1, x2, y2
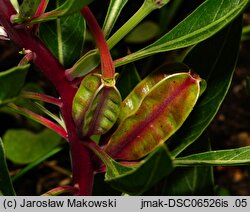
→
(119, 63, 189, 123)
(104, 72, 202, 160)
(72, 73, 122, 138)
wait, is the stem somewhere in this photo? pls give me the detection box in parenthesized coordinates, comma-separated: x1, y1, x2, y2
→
(81, 7, 115, 79)
(35, 0, 49, 17)
(7, 103, 68, 139)
(33, 0, 49, 33)
(20, 91, 63, 107)
(107, 0, 169, 49)
(0, 0, 94, 195)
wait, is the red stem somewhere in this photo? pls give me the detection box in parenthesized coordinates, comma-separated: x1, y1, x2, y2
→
(0, 0, 94, 195)
(20, 91, 63, 107)
(81, 7, 115, 79)
(8, 103, 68, 139)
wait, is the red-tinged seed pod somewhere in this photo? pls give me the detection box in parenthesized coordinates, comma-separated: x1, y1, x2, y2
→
(118, 63, 189, 124)
(72, 73, 122, 138)
(104, 72, 202, 160)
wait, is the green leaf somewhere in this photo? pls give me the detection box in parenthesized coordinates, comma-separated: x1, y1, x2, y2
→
(0, 138, 15, 195)
(29, 0, 93, 24)
(162, 166, 214, 195)
(169, 16, 243, 157)
(52, 0, 93, 16)
(115, 0, 248, 67)
(175, 146, 250, 166)
(65, 49, 100, 80)
(125, 21, 159, 44)
(105, 145, 173, 195)
(161, 133, 214, 195)
(3, 129, 61, 164)
(12, 145, 65, 182)
(102, 0, 128, 38)
(0, 64, 29, 105)
(39, 1, 86, 67)
(105, 72, 201, 160)
(19, 0, 40, 18)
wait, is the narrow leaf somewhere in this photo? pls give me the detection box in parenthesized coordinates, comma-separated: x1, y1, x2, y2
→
(169, 16, 243, 157)
(0, 64, 29, 105)
(105, 145, 173, 195)
(3, 129, 61, 164)
(105, 72, 201, 160)
(175, 146, 250, 166)
(115, 0, 248, 67)
(0, 138, 15, 195)
(102, 0, 128, 38)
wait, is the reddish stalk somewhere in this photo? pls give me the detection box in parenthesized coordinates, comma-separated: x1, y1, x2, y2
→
(0, 0, 94, 195)
(20, 91, 63, 107)
(81, 7, 115, 79)
(8, 103, 67, 139)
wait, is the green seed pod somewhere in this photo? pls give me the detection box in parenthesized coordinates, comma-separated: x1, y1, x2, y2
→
(104, 72, 202, 160)
(72, 73, 122, 138)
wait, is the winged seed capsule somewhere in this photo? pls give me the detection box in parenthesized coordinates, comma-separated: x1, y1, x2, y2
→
(104, 71, 202, 160)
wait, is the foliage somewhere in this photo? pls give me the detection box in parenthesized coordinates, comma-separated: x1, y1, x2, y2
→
(0, 0, 249, 196)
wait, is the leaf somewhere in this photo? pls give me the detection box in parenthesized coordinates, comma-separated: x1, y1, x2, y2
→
(29, 0, 93, 24)
(102, 0, 128, 38)
(0, 64, 29, 105)
(162, 167, 214, 195)
(12, 145, 65, 182)
(105, 145, 173, 195)
(175, 146, 250, 166)
(19, 0, 40, 19)
(0, 138, 15, 196)
(3, 129, 61, 164)
(161, 133, 214, 195)
(104, 72, 201, 160)
(65, 49, 100, 80)
(115, 0, 248, 67)
(169, 16, 243, 157)
(125, 21, 159, 44)
(39, 1, 86, 67)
